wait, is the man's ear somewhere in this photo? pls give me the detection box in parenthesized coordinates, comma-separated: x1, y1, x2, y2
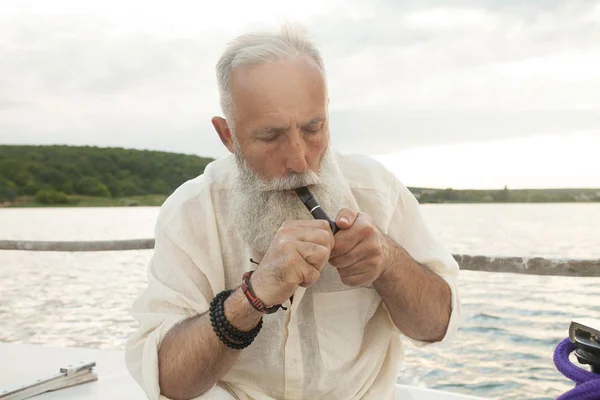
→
(211, 117, 235, 153)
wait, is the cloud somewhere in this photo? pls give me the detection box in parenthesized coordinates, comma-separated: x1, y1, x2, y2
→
(0, 0, 599, 158)
(329, 109, 600, 155)
(0, 13, 228, 155)
(375, 131, 600, 189)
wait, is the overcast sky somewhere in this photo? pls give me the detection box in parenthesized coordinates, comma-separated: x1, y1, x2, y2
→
(1, 0, 599, 188)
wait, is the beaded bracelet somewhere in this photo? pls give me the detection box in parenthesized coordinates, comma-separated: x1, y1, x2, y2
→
(209, 289, 263, 350)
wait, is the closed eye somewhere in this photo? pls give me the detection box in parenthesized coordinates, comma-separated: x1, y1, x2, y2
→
(260, 134, 279, 142)
(257, 129, 284, 142)
(303, 123, 323, 133)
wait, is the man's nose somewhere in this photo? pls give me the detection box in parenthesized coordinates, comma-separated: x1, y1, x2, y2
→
(284, 132, 309, 173)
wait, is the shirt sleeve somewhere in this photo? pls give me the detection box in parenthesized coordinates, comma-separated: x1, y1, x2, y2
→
(124, 187, 226, 399)
(384, 181, 462, 348)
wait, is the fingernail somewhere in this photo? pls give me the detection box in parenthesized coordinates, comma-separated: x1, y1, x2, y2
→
(340, 217, 349, 224)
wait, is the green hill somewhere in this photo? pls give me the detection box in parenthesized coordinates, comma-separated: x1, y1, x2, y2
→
(0, 145, 213, 206)
(409, 186, 600, 204)
(1, 145, 598, 206)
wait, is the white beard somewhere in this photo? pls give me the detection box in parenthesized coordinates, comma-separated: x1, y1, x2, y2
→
(230, 143, 351, 254)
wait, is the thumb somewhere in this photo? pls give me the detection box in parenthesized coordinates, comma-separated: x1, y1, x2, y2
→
(335, 208, 359, 230)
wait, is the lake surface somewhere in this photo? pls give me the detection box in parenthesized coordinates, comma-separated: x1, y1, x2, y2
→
(1, 204, 600, 399)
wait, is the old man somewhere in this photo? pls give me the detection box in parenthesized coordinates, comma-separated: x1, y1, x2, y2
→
(125, 24, 461, 400)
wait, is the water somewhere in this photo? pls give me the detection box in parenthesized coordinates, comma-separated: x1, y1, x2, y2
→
(1, 204, 600, 399)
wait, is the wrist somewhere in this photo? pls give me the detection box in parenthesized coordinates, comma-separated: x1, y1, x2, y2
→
(244, 271, 286, 314)
(377, 233, 396, 282)
(223, 287, 263, 332)
(248, 271, 272, 306)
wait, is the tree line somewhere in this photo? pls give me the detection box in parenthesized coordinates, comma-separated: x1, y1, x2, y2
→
(411, 186, 600, 203)
(1, 145, 598, 205)
(0, 145, 214, 204)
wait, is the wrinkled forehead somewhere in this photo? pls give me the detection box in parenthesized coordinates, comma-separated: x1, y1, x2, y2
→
(229, 55, 328, 127)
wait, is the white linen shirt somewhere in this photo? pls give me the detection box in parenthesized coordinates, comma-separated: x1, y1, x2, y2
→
(125, 152, 461, 400)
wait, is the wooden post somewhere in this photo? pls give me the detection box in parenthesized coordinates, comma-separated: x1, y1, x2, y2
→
(454, 254, 600, 277)
(0, 240, 599, 277)
(0, 239, 155, 252)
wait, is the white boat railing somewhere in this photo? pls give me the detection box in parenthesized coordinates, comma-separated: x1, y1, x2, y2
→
(1, 239, 599, 277)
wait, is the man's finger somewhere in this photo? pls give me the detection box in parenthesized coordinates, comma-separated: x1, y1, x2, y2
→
(293, 240, 330, 271)
(329, 245, 364, 269)
(281, 219, 332, 231)
(337, 262, 370, 278)
(330, 227, 361, 258)
(335, 208, 359, 230)
(299, 267, 321, 287)
(279, 225, 334, 249)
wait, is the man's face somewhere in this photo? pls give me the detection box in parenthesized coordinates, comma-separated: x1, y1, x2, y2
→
(217, 55, 350, 253)
(228, 54, 330, 182)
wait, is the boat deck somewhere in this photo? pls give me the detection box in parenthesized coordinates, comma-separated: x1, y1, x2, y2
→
(0, 343, 485, 399)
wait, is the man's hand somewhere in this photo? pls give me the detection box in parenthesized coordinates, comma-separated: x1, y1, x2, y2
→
(157, 221, 333, 400)
(329, 209, 390, 287)
(330, 208, 452, 342)
(250, 219, 335, 306)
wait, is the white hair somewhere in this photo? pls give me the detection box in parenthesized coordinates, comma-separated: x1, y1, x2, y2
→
(215, 23, 326, 123)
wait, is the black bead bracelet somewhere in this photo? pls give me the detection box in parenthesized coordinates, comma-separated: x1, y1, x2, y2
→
(209, 289, 263, 350)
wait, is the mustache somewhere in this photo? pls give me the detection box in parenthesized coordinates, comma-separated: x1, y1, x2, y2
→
(237, 161, 322, 192)
(233, 139, 331, 193)
(256, 171, 321, 192)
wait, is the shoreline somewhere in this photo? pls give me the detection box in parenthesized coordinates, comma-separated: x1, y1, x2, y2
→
(2, 195, 599, 208)
(1, 195, 168, 208)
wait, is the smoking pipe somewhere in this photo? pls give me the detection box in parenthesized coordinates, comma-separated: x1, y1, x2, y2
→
(295, 186, 339, 235)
